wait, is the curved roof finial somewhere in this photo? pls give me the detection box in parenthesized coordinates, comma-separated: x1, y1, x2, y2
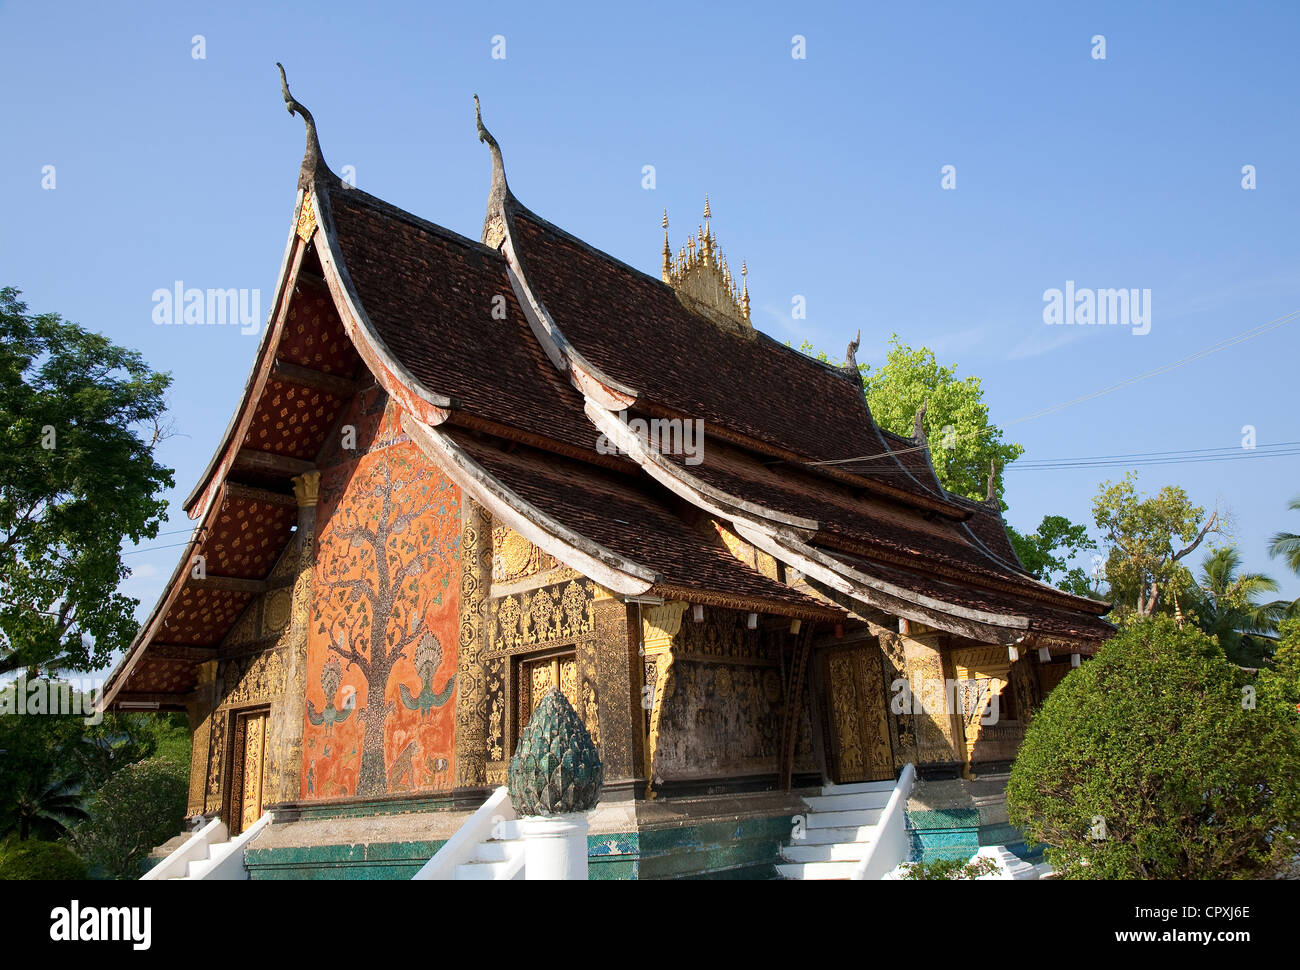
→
(474, 94, 511, 243)
(845, 329, 861, 369)
(913, 400, 928, 442)
(474, 94, 508, 188)
(276, 62, 329, 186)
(986, 460, 1000, 504)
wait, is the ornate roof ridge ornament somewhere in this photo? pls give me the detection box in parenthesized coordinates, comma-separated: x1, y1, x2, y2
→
(276, 62, 333, 190)
(662, 196, 753, 338)
(986, 460, 1000, 506)
(912, 400, 928, 443)
(474, 94, 510, 249)
(843, 329, 862, 383)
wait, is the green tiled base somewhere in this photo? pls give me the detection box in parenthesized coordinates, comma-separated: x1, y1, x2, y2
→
(637, 815, 795, 880)
(907, 812, 1037, 866)
(245, 839, 445, 880)
(245, 813, 796, 880)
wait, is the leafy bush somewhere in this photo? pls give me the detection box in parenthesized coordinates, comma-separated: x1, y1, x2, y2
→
(0, 839, 88, 880)
(1008, 617, 1300, 878)
(72, 757, 187, 880)
(898, 856, 1001, 880)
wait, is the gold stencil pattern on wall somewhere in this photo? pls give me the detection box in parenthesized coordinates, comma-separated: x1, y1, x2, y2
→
(489, 578, 598, 651)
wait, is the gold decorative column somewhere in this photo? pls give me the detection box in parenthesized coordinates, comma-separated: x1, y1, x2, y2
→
(187, 659, 220, 816)
(641, 600, 688, 798)
(587, 592, 632, 784)
(268, 470, 319, 804)
(898, 624, 964, 769)
(455, 499, 491, 790)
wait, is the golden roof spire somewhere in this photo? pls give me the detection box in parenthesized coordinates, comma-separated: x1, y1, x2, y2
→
(660, 195, 752, 336)
(741, 260, 750, 321)
(661, 210, 671, 282)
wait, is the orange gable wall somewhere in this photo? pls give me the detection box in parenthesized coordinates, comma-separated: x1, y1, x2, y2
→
(302, 388, 460, 799)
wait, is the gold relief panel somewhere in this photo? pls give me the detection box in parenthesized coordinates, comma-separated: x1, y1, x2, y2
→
(224, 647, 289, 708)
(488, 578, 599, 653)
(295, 197, 317, 241)
(263, 587, 292, 636)
(491, 526, 556, 584)
(673, 607, 767, 663)
(485, 656, 506, 764)
(223, 599, 262, 649)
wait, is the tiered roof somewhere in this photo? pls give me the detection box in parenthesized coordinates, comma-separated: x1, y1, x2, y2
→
(103, 72, 1109, 711)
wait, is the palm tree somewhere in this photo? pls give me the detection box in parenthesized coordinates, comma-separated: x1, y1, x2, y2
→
(4, 773, 88, 842)
(1185, 546, 1286, 667)
(1268, 496, 1300, 616)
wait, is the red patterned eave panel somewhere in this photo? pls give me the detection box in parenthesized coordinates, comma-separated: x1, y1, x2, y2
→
(123, 658, 201, 695)
(155, 586, 254, 647)
(241, 379, 344, 460)
(203, 497, 297, 579)
(278, 282, 360, 376)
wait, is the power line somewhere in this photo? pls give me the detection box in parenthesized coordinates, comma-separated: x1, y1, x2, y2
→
(121, 540, 194, 556)
(1018, 446, 1300, 471)
(808, 305, 1300, 468)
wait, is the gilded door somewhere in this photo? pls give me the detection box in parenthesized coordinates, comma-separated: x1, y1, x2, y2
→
(823, 644, 894, 783)
(230, 709, 269, 835)
(518, 653, 579, 733)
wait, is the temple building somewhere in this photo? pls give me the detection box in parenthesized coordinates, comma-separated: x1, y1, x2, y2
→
(103, 70, 1113, 879)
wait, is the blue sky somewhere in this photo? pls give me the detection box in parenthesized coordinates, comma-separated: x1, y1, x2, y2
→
(3, 0, 1298, 632)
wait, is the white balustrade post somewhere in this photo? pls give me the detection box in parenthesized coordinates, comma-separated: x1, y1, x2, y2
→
(520, 813, 589, 880)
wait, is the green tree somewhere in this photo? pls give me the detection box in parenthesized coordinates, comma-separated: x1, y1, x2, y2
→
(799, 334, 1023, 503)
(0, 286, 173, 675)
(1091, 471, 1222, 618)
(72, 757, 188, 879)
(0, 839, 87, 880)
(5, 773, 88, 843)
(1007, 514, 1098, 596)
(1267, 495, 1300, 616)
(1007, 617, 1300, 879)
(0, 690, 88, 841)
(1265, 617, 1300, 706)
(1185, 546, 1285, 667)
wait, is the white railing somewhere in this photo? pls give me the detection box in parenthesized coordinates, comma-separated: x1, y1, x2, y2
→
(412, 786, 516, 880)
(853, 762, 916, 880)
(140, 812, 271, 880)
(198, 813, 271, 879)
(141, 816, 228, 880)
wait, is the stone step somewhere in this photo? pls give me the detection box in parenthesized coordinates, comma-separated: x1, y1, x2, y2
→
(803, 791, 891, 812)
(820, 780, 896, 796)
(798, 824, 879, 844)
(776, 860, 858, 880)
(455, 859, 516, 880)
(781, 841, 871, 863)
(494, 820, 522, 841)
(806, 807, 884, 829)
(474, 840, 523, 863)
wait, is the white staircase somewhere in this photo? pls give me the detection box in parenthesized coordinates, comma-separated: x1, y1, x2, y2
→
(777, 780, 893, 879)
(450, 819, 526, 880)
(142, 813, 271, 880)
(413, 786, 525, 880)
(778, 764, 916, 880)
